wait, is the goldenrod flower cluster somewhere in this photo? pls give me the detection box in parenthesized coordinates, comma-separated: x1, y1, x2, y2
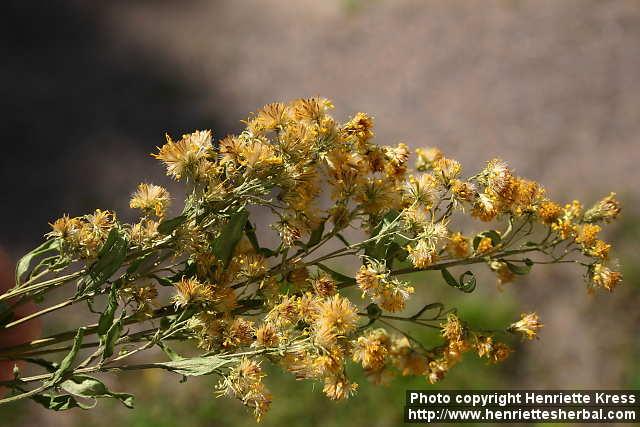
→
(2, 98, 623, 421)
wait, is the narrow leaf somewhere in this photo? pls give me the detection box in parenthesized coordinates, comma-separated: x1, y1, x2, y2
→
(210, 210, 249, 267)
(458, 271, 477, 293)
(61, 375, 134, 408)
(440, 268, 459, 288)
(306, 220, 326, 248)
(410, 303, 444, 320)
(101, 317, 123, 359)
(505, 261, 532, 275)
(157, 215, 187, 235)
(97, 285, 119, 335)
(78, 229, 128, 296)
(32, 393, 93, 411)
(317, 263, 356, 288)
(153, 355, 230, 377)
(49, 327, 85, 386)
(15, 239, 60, 286)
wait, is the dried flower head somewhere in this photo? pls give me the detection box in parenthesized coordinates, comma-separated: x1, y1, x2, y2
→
(509, 312, 544, 340)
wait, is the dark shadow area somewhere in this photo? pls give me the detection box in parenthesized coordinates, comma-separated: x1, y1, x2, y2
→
(0, 0, 221, 253)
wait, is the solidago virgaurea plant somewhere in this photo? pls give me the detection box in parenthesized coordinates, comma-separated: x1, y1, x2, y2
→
(0, 98, 623, 420)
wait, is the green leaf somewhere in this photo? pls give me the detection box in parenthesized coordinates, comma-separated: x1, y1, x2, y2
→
(365, 303, 382, 320)
(15, 239, 61, 286)
(245, 220, 277, 258)
(153, 355, 230, 377)
(49, 328, 85, 386)
(317, 263, 356, 288)
(505, 260, 532, 275)
(125, 252, 154, 275)
(157, 215, 187, 235)
(364, 210, 411, 268)
(306, 220, 326, 248)
(365, 211, 404, 262)
(101, 316, 123, 359)
(210, 210, 249, 267)
(440, 269, 476, 293)
(32, 393, 93, 411)
(245, 220, 261, 251)
(440, 268, 459, 288)
(97, 285, 119, 335)
(458, 271, 477, 293)
(410, 303, 445, 320)
(61, 375, 134, 408)
(472, 230, 501, 250)
(78, 229, 128, 296)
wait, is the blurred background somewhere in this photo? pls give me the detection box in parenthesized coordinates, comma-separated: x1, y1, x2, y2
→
(1, 0, 639, 426)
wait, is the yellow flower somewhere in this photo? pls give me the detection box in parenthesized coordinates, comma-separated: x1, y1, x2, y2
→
(129, 183, 170, 218)
(552, 218, 577, 240)
(483, 159, 512, 196)
(315, 294, 358, 336)
(355, 178, 401, 215)
(451, 179, 477, 203)
(415, 147, 443, 171)
(390, 336, 428, 376)
(441, 313, 464, 343)
(575, 224, 601, 249)
(405, 174, 438, 208)
(591, 263, 622, 292)
(488, 342, 512, 364)
(247, 102, 289, 134)
(311, 274, 337, 297)
(48, 214, 81, 240)
(223, 318, 255, 349)
(171, 277, 214, 308)
(584, 192, 621, 223)
(472, 193, 498, 222)
(475, 336, 494, 359)
(355, 264, 383, 296)
(538, 200, 562, 225)
(340, 112, 374, 146)
(265, 295, 300, 327)
(375, 285, 414, 313)
(475, 236, 494, 254)
(254, 323, 280, 348)
(407, 240, 438, 269)
(432, 157, 462, 184)
(129, 219, 159, 246)
(218, 358, 271, 421)
(352, 328, 390, 370)
(384, 143, 410, 180)
(154, 130, 211, 180)
(509, 312, 543, 340)
(236, 137, 283, 170)
(291, 97, 333, 122)
(446, 232, 470, 258)
(510, 177, 543, 215)
(322, 374, 358, 400)
(586, 240, 611, 259)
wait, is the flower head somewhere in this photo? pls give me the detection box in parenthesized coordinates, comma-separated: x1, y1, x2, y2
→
(129, 183, 170, 218)
(315, 294, 358, 336)
(584, 193, 621, 223)
(154, 130, 212, 180)
(171, 277, 214, 308)
(509, 312, 543, 340)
